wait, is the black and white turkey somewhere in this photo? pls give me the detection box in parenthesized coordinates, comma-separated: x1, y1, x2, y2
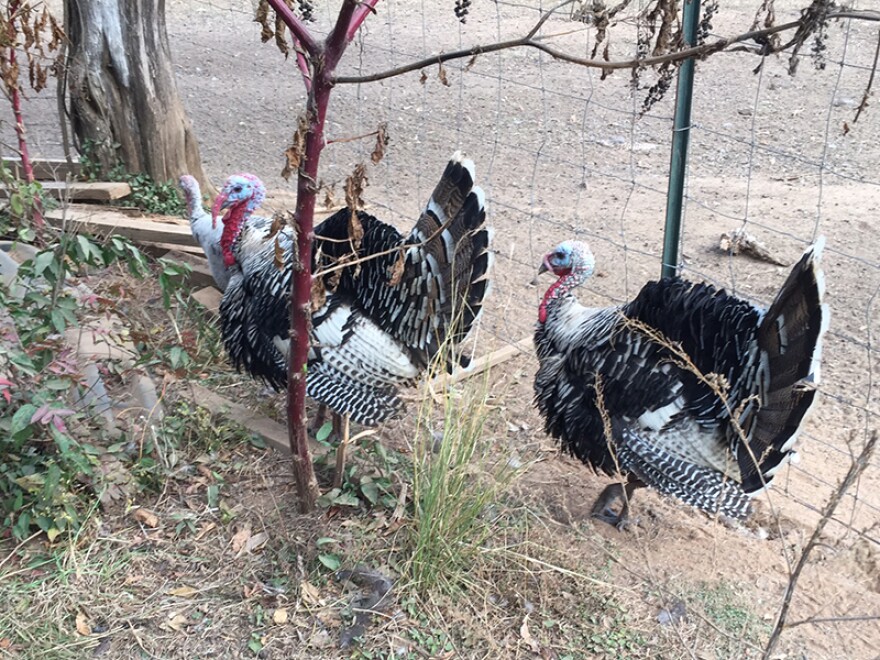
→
(211, 153, 492, 429)
(533, 239, 829, 527)
(179, 174, 234, 292)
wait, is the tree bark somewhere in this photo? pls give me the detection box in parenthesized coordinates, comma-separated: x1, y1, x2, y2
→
(63, 0, 215, 194)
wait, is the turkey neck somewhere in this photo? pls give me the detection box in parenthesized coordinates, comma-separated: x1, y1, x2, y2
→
(538, 267, 589, 324)
(220, 202, 249, 267)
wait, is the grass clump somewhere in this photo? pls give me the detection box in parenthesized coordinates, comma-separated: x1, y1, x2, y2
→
(405, 379, 517, 595)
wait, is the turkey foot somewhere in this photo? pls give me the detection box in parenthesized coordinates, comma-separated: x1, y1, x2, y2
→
(590, 480, 644, 530)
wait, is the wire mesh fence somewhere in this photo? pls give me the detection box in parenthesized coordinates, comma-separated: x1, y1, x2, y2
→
(2, 0, 878, 551)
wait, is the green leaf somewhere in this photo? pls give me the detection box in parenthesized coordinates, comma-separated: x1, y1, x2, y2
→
(9, 193, 24, 216)
(50, 309, 66, 333)
(316, 537, 337, 546)
(206, 484, 219, 508)
(331, 492, 360, 507)
(360, 481, 379, 505)
(32, 251, 55, 277)
(317, 553, 341, 571)
(315, 421, 333, 444)
(10, 404, 37, 435)
(76, 234, 93, 262)
(247, 638, 263, 655)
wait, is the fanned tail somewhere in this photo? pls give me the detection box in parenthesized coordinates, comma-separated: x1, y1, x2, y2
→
(408, 152, 493, 370)
(738, 237, 830, 493)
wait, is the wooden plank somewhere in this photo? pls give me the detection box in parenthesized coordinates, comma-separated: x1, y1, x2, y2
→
(0, 181, 131, 201)
(146, 248, 217, 289)
(45, 207, 198, 247)
(3, 157, 81, 181)
(192, 287, 223, 316)
(186, 383, 325, 457)
(437, 336, 534, 387)
(140, 242, 206, 257)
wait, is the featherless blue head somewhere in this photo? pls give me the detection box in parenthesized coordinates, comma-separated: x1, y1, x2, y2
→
(541, 240, 595, 277)
(212, 173, 266, 226)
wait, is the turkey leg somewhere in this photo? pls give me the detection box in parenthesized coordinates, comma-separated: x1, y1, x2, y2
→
(590, 479, 645, 529)
(332, 413, 350, 489)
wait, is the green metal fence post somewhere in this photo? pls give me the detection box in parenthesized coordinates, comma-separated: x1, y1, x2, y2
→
(661, 0, 702, 279)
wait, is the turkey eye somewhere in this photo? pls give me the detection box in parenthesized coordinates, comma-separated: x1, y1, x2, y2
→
(233, 185, 243, 193)
(554, 251, 565, 260)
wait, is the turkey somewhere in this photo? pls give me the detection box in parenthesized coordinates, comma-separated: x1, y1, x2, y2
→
(179, 174, 233, 292)
(211, 153, 492, 429)
(533, 239, 828, 527)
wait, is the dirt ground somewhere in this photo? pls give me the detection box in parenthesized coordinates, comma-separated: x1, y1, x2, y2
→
(3, 0, 880, 658)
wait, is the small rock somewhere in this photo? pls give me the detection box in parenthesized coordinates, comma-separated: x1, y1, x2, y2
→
(657, 599, 687, 625)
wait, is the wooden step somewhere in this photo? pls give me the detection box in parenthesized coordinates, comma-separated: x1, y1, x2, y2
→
(45, 205, 197, 247)
(0, 180, 131, 201)
(2, 157, 81, 181)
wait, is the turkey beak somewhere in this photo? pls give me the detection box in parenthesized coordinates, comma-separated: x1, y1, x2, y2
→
(530, 261, 550, 286)
(211, 192, 229, 229)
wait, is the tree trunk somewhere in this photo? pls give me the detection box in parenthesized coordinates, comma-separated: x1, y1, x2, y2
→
(63, 0, 215, 194)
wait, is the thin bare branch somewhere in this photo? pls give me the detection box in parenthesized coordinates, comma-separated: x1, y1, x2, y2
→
(853, 29, 880, 125)
(786, 614, 880, 629)
(347, 0, 381, 43)
(292, 34, 312, 92)
(762, 430, 879, 659)
(334, 8, 878, 85)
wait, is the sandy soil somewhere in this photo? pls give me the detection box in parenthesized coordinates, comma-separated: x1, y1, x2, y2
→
(4, 0, 880, 657)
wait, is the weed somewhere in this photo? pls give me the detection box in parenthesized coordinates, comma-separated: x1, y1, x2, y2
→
(405, 378, 518, 595)
(690, 581, 769, 654)
(0, 224, 198, 541)
(77, 139, 186, 216)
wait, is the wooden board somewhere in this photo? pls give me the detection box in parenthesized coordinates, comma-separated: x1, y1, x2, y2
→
(436, 336, 534, 387)
(45, 206, 198, 247)
(0, 181, 132, 201)
(2, 157, 81, 181)
(186, 383, 325, 457)
(192, 287, 223, 316)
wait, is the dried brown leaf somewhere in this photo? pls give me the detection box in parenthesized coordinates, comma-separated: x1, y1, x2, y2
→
(132, 507, 159, 528)
(246, 531, 269, 553)
(231, 526, 252, 553)
(273, 608, 289, 625)
(438, 62, 450, 87)
(419, 70, 428, 85)
(75, 612, 91, 636)
(323, 184, 337, 210)
(281, 113, 309, 181)
(300, 580, 321, 606)
(344, 163, 368, 213)
(167, 585, 199, 598)
(311, 274, 326, 312)
(348, 210, 364, 248)
(388, 251, 405, 287)
(194, 522, 217, 541)
(520, 614, 540, 653)
(255, 0, 274, 42)
(274, 235, 285, 272)
(274, 12, 290, 57)
(165, 613, 188, 632)
(464, 54, 479, 72)
(269, 214, 284, 239)
(370, 123, 389, 164)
